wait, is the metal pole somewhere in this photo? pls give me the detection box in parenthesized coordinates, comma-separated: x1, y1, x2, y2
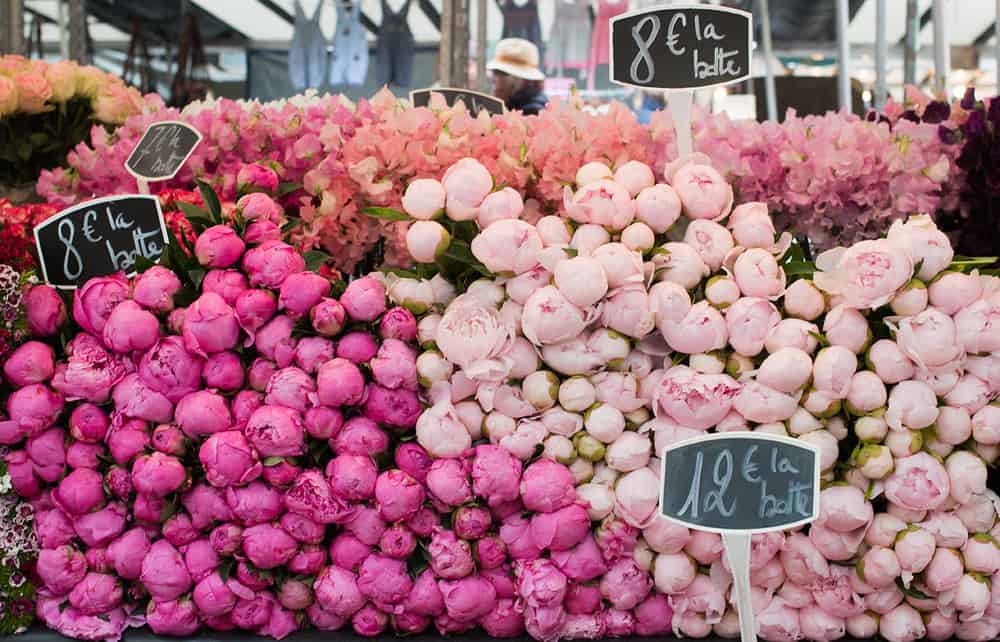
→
(875, 0, 888, 108)
(439, 0, 453, 86)
(477, 0, 487, 92)
(1, 0, 25, 56)
(452, 0, 469, 87)
(835, 0, 851, 111)
(904, 0, 919, 86)
(932, 0, 950, 94)
(58, 0, 70, 58)
(757, 0, 778, 121)
(68, 0, 88, 63)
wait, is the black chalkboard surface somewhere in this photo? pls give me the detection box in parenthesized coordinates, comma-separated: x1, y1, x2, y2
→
(660, 432, 820, 533)
(125, 121, 202, 182)
(33, 195, 169, 289)
(609, 5, 752, 90)
(410, 88, 506, 116)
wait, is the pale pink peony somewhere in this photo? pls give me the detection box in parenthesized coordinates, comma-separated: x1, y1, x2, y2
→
(442, 158, 493, 220)
(725, 297, 781, 357)
(634, 184, 682, 233)
(402, 178, 446, 220)
(885, 380, 939, 431)
(814, 239, 914, 309)
(522, 286, 593, 347)
(884, 452, 951, 512)
(653, 366, 741, 431)
(478, 187, 525, 228)
(671, 163, 733, 221)
(470, 219, 543, 275)
(732, 248, 786, 299)
(661, 301, 728, 354)
(435, 293, 514, 380)
(684, 220, 734, 272)
(563, 179, 636, 230)
(886, 214, 953, 282)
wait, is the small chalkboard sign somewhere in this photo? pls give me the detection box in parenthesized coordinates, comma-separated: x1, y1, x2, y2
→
(609, 5, 752, 91)
(660, 432, 820, 533)
(34, 195, 169, 289)
(660, 432, 819, 642)
(410, 88, 506, 116)
(125, 121, 202, 182)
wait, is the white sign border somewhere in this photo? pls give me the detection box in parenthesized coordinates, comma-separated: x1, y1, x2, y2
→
(608, 4, 754, 92)
(658, 431, 822, 534)
(33, 194, 169, 290)
(409, 87, 507, 114)
(124, 120, 203, 183)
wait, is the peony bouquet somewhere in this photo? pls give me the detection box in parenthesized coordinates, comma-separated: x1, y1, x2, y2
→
(0, 56, 152, 190)
(2, 153, 1000, 642)
(37, 89, 963, 273)
(391, 154, 1000, 642)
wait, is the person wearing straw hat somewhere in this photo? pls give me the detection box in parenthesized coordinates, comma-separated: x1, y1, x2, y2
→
(487, 38, 549, 115)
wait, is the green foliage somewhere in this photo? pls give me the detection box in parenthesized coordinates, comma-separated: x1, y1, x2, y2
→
(0, 97, 103, 186)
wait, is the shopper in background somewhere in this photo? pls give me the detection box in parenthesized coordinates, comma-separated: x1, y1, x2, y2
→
(486, 38, 549, 115)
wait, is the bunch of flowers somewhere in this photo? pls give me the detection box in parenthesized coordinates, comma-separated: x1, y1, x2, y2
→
(390, 155, 1000, 642)
(0, 199, 58, 272)
(0, 56, 152, 189)
(667, 105, 958, 250)
(919, 88, 1000, 259)
(7, 152, 1000, 642)
(0, 448, 39, 635)
(37, 91, 361, 209)
(0, 264, 40, 635)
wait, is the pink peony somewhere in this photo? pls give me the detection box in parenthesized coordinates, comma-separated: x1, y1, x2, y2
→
(884, 453, 951, 512)
(814, 239, 914, 309)
(72, 273, 129, 336)
(671, 163, 733, 221)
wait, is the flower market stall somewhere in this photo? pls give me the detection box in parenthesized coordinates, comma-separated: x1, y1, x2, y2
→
(1, 37, 1000, 642)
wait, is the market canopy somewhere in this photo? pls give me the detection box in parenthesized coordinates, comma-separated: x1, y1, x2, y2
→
(20, 0, 1000, 50)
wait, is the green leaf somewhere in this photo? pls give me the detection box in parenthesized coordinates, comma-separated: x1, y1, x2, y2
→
(896, 578, 930, 600)
(278, 182, 301, 197)
(187, 268, 207, 290)
(133, 255, 157, 273)
(219, 559, 235, 583)
(176, 201, 212, 222)
(196, 179, 223, 224)
(783, 261, 817, 278)
(303, 250, 331, 272)
(281, 219, 303, 234)
(948, 256, 998, 272)
(361, 206, 413, 222)
(382, 267, 419, 279)
(262, 456, 285, 467)
(442, 240, 491, 276)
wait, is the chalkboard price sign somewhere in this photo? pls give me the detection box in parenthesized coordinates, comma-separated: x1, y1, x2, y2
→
(609, 5, 752, 91)
(410, 88, 506, 116)
(660, 432, 820, 533)
(125, 121, 202, 182)
(33, 195, 169, 289)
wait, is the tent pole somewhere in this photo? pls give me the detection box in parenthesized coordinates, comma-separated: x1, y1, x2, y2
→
(439, 0, 453, 85)
(835, 0, 851, 111)
(932, 0, 950, 95)
(757, 0, 778, 122)
(875, 0, 888, 108)
(477, 0, 487, 92)
(904, 0, 919, 86)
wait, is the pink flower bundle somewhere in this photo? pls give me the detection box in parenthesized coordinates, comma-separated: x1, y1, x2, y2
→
(39, 90, 963, 272)
(392, 155, 1000, 642)
(8, 150, 999, 642)
(0, 55, 149, 123)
